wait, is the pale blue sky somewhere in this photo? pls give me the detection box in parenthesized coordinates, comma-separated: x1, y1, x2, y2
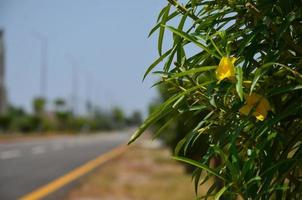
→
(0, 0, 168, 115)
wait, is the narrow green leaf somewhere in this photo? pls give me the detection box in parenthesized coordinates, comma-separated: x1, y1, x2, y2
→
(166, 66, 217, 80)
(178, 13, 187, 31)
(214, 183, 233, 200)
(164, 41, 179, 72)
(193, 169, 202, 195)
(148, 12, 178, 37)
(276, 12, 296, 42)
(184, 131, 197, 155)
(269, 85, 302, 96)
(172, 156, 225, 181)
(129, 81, 214, 144)
(143, 48, 172, 81)
(158, 5, 170, 56)
(260, 159, 295, 177)
(250, 62, 275, 94)
(128, 108, 173, 144)
(174, 137, 187, 155)
(246, 176, 261, 186)
(208, 35, 223, 57)
(156, 4, 169, 22)
(237, 33, 256, 56)
(236, 67, 244, 101)
(172, 95, 185, 108)
(152, 115, 177, 139)
(165, 25, 220, 59)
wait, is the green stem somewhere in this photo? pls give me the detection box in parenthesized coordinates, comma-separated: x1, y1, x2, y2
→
(167, 0, 199, 21)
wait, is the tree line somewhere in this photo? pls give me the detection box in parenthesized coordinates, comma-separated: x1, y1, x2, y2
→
(0, 97, 142, 133)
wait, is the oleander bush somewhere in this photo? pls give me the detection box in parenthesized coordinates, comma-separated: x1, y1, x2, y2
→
(129, 0, 302, 199)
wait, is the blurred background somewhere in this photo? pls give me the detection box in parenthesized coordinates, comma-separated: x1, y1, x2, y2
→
(0, 0, 168, 133)
(0, 1, 197, 200)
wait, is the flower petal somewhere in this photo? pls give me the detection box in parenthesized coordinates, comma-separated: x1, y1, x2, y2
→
(216, 57, 236, 81)
(239, 105, 252, 116)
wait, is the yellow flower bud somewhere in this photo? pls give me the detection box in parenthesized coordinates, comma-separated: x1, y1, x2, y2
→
(216, 57, 236, 82)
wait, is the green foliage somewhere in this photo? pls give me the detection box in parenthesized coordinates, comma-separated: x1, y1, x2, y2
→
(131, 0, 302, 199)
(0, 98, 135, 133)
(126, 110, 143, 126)
(33, 97, 46, 116)
(111, 107, 126, 129)
(53, 98, 70, 131)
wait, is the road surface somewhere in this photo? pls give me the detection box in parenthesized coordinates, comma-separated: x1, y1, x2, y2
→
(0, 132, 129, 200)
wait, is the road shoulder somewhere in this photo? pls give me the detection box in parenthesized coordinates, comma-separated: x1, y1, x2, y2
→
(64, 142, 198, 200)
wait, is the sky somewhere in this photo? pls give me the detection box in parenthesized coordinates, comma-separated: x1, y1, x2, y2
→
(0, 0, 168, 115)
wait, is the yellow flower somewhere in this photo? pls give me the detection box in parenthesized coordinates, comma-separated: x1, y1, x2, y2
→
(216, 57, 236, 82)
(239, 93, 271, 121)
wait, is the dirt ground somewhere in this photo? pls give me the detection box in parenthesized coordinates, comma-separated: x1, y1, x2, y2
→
(64, 141, 199, 200)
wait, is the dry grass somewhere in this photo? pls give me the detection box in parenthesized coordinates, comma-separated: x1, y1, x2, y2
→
(64, 143, 198, 200)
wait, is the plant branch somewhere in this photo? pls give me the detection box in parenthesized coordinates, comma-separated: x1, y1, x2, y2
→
(167, 0, 199, 21)
(246, 2, 302, 55)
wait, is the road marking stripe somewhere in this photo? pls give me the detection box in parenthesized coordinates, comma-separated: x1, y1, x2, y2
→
(32, 146, 46, 155)
(52, 143, 63, 151)
(0, 150, 21, 159)
(19, 145, 127, 200)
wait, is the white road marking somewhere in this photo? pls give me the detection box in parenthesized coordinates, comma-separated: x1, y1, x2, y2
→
(32, 146, 46, 155)
(0, 150, 21, 159)
(52, 143, 63, 151)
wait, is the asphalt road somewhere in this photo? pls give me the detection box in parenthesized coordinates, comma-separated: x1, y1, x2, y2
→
(0, 132, 129, 200)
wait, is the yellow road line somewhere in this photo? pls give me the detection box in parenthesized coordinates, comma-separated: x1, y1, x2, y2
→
(19, 145, 128, 200)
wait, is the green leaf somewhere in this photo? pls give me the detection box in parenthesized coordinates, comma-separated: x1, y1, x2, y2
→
(208, 34, 223, 57)
(172, 156, 225, 181)
(236, 67, 244, 101)
(166, 66, 217, 81)
(193, 169, 202, 195)
(163, 41, 179, 72)
(269, 85, 302, 96)
(164, 25, 220, 59)
(214, 183, 233, 200)
(152, 115, 177, 139)
(174, 137, 187, 155)
(148, 11, 179, 37)
(250, 62, 275, 94)
(158, 5, 170, 56)
(143, 48, 172, 81)
(156, 4, 169, 22)
(129, 81, 214, 144)
(260, 159, 295, 177)
(237, 33, 256, 56)
(246, 176, 261, 186)
(172, 95, 185, 108)
(128, 108, 173, 145)
(276, 11, 296, 42)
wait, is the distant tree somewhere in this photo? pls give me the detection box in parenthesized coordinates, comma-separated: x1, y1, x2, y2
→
(92, 108, 114, 130)
(112, 107, 125, 123)
(7, 105, 26, 117)
(111, 107, 126, 129)
(54, 98, 66, 111)
(127, 110, 142, 126)
(53, 98, 70, 131)
(3, 106, 27, 132)
(0, 115, 10, 131)
(32, 97, 47, 132)
(33, 97, 46, 116)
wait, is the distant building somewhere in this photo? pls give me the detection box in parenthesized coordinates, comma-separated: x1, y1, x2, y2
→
(0, 30, 7, 114)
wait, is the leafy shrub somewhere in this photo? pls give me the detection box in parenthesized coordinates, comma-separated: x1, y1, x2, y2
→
(129, 0, 302, 199)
